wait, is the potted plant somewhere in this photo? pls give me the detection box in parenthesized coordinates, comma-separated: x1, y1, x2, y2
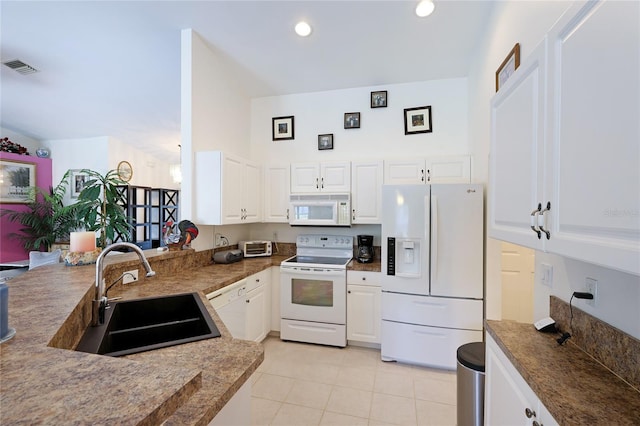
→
(74, 169, 132, 248)
(0, 170, 84, 251)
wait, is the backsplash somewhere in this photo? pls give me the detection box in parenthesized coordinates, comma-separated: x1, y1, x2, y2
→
(550, 296, 640, 391)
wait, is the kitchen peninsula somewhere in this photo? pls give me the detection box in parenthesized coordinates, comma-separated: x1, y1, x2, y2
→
(0, 249, 283, 425)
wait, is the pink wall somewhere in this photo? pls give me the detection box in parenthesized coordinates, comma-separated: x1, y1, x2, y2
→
(0, 152, 53, 262)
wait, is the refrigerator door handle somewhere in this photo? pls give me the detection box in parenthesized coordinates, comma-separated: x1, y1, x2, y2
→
(431, 195, 438, 280)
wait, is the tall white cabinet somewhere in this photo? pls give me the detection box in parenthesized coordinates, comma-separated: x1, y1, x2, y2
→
(351, 160, 383, 224)
(263, 164, 290, 223)
(489, 0, 640, 276)
(195, 151, 262, 225)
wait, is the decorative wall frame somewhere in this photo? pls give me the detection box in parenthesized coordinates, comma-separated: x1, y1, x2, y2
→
(371, 91, 388, 108)
(496, 43, 521, 92)
(0, 159, 36, 203)
(70, 169, 89, 198)
(344, 112, 360, 129)
(404, 106, 432, 135)
(272, 116, 295, 140)
(318, 134, 334, 150)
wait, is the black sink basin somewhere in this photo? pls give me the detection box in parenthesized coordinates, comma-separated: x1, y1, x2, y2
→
(76, 292, 221, 357)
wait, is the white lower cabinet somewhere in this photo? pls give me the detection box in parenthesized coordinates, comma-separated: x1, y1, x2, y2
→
(346, 271, 381, 344)
(245, 269, 271, 342)
(208, 269, 271, 343)
(208, 378, 251, 426)
(485, 334, 558, 426)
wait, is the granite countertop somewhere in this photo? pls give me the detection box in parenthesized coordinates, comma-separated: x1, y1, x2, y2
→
(347, 259, 381, 272)
(486, 320, 640, 425)
(0, 252, 288, 425)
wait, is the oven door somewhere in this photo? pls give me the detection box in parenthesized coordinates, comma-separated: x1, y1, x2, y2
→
(280, 266, 346, 324)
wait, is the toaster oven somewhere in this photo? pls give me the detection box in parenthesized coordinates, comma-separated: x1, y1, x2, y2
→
(238, 241, 272, 257)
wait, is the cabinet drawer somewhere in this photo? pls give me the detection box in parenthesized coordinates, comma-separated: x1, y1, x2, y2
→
(382, 292, 483, 330)
(381, 320, 482, 370)
(347, 271, 381, 286)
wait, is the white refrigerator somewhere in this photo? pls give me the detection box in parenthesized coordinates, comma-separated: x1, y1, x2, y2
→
(381, 184, 484, 370)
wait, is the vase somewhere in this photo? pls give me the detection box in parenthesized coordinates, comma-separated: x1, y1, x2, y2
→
(36, 148, 50, 158)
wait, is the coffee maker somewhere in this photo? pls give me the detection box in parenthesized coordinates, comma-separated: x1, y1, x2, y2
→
(356, 235, 375, 263)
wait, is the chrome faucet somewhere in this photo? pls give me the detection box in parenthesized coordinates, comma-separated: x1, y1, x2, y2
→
(92, 242, 156, 326)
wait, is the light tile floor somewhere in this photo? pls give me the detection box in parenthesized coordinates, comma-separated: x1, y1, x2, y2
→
(251, 337, 457, 426)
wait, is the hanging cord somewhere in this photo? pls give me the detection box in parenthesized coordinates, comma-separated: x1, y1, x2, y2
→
(557, 294, 575, 345)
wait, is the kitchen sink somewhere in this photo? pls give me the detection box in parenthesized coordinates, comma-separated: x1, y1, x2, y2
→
(76, 292, 221, 357)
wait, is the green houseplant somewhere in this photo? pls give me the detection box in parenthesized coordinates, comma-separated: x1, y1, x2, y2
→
(0, 170, 84, 251)
(74, 169, 132, 248)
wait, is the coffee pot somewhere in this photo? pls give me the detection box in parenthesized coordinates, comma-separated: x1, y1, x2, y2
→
(356, 235, 374, 263)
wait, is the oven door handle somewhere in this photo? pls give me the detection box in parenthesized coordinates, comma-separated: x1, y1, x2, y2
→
(281, 268, 345, 278)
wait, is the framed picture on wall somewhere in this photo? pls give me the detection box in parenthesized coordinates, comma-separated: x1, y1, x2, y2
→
(496, 43, 521, 92)
(0, 159, 36, 204)
(70, 169, 89, 198)
(371, 90, 388, 108)
(404, 106, 432, 135)
(344, 112, 360, 129)
(272, 116, 295, 140)
(318, 134, 334, 150)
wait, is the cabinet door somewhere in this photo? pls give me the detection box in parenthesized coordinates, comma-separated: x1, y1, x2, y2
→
(222, 154, 244, 224)
(426, 155, 471, 183)
(245, 285, 267, 342)
(384, 159, 426, 184)
(347, 284, 381, 344)
(544, 0, 640, 275)
(488, 40, 547, 250)
(485, 335, 539, 426)
(291, 163, 321, 193)
(351, 160, 383, 224)
(320, 161, 351, 192)
(243, 160, 262, 223)
(264, 164, 290, 223)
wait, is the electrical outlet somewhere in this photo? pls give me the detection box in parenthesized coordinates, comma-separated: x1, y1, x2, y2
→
(123, 269, 138, 284)
(541, 263, 553, 287)
(215, 233, 223, 247)
(585, 277, 597, 306)
(273, 232, 278, 242)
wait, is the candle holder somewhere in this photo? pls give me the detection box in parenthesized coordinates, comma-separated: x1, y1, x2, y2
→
(64, 248, 102, 266)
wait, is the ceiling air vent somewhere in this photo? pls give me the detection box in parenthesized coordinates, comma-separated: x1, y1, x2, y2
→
(3, 59, 38, 75)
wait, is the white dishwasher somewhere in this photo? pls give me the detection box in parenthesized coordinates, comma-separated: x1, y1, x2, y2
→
(207, 279, 247, 340)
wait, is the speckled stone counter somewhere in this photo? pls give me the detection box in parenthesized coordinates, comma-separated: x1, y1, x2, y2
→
(0, 250, 287, 425)
(486, 320, 640, 425)
(347, 259, 381, 272)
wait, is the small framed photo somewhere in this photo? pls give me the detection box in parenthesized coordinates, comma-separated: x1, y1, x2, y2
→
(272, 116, 295, 141)
(496, 43, 520, 92)
(371, 90, 387, 108)
(344, 112, 360, 129)
(404, 106, 433, 135)
(0, 159, 36, 204)
(70, 169, 89, 198)
(318, 134, 334, 150)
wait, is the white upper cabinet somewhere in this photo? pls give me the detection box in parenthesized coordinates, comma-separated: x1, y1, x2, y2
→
(291, 161, 351, 193)
(543, 0, 639, 275)
(351, 160, 383, 224)
(384, 156, 471, 184)
(264, 164, 290, 223)
(195, 151, 262, 225)
(489, 0, 640, 275)
(489, 40, 547, 250)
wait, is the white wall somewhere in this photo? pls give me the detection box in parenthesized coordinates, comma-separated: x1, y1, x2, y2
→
(251, 79, 469, 169)
(467, 0, 640, 339)
(181, 29, 253, 252)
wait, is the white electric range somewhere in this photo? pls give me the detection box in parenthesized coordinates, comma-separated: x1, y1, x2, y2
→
(280, 234, 353, 347)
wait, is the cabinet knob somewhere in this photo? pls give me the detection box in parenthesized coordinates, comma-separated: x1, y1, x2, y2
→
(530, 204, 542, 239)
(362, 277, 366, 281)
(246, 299, 250, 303)
(347, 290, 351, 294)
(525, 408, 536, 419)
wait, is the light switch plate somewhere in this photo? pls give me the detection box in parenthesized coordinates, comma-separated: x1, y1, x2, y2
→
(541, 263, 553, 287)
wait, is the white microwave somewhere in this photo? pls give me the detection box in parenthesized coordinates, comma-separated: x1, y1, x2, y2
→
(289, 193, 351, 227)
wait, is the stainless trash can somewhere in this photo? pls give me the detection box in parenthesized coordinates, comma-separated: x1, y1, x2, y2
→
(457, 342, 485, 426)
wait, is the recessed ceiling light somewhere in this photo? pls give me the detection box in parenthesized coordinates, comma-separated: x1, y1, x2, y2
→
(295, 21, 312, 37)
(416, 0, 435, 17)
